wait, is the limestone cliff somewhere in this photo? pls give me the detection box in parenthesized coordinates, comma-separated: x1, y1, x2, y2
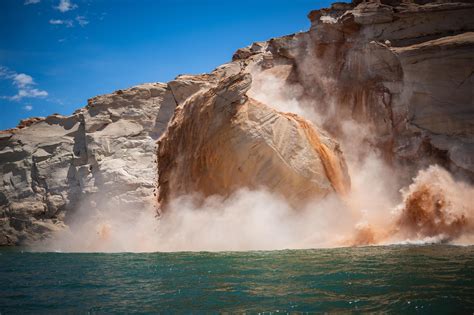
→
(1, 0, 473, 245)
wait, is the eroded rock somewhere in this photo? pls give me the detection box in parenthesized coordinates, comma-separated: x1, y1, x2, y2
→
(1, 0, 472, 245)
(157, 73, 350, 208)
(0, 83, 176, 245)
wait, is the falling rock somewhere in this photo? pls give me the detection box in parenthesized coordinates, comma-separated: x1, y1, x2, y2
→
(157, 73, 350, 208)
(0, 83, 177, 245)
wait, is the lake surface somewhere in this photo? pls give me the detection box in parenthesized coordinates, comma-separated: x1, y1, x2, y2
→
(1, 245, 473, 313)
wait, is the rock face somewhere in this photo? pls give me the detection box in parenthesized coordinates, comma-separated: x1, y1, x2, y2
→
(157, 73, 350, 208)
(0, 63, 243, 245)
(1, 0, 473, 245)
(255, 0, 474, 180)
(0, 84, 177, 245)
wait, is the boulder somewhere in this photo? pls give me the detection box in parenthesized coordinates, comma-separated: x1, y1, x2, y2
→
(157, 73, 350, 208)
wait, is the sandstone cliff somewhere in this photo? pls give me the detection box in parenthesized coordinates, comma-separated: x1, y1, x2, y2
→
(0, 83, 176, 244)
(1, 0, 473, 246)
(157, 73, 350, 208)
(250, 0, 474, 179)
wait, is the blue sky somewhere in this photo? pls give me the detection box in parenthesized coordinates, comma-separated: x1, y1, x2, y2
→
(0, 0, 334, 130)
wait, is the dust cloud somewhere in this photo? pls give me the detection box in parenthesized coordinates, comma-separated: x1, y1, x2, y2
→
(38, 60, 474, 253)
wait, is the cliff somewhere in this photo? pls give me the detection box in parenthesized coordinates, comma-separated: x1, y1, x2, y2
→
(157, 73, 350, 208)
(0, 84, 176, 244)
(1, 0, 473, 245)
(296, 0, 473, 178)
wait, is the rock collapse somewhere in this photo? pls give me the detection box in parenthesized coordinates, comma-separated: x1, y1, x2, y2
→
(1, 0, 473, 246)
(157, 73, 350, 208)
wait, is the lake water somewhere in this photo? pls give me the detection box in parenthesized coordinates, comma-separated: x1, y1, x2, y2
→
(1, 245, 473, 313)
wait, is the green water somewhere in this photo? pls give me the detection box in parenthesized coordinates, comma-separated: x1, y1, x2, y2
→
(1, 245, 473, 313)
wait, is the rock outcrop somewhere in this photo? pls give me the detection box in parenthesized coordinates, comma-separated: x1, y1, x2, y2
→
(157, 73, 350, 208)
(245, 0, 474, 180)
(1, 0, 473, 245)
(0, 84, 177, 245)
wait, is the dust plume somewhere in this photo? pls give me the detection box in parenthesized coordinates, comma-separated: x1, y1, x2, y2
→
(246, 63, 474, 248)
(38, 197, 161, 252)
(391, 165, 474, 244)
(37, 60, 473, 253)
(38, 162, 473, 252)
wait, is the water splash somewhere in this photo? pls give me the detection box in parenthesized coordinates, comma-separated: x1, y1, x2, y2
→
(393, 165, 473, 243)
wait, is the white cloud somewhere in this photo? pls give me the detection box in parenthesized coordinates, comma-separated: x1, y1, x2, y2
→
(55, 0, 77, 13)
(24, 0, 40, 4)
(23, 105, 33, 111)
(0, 66, 49, 101)
(49, 16, 89, 28)
(0, 66, 11, 78)
(11, 89, 48, 101)
(75, 16, 89, 27)
(49, 19, 74, 27)
(13, 73, 34, 88)
(99, 12, 107, 21)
